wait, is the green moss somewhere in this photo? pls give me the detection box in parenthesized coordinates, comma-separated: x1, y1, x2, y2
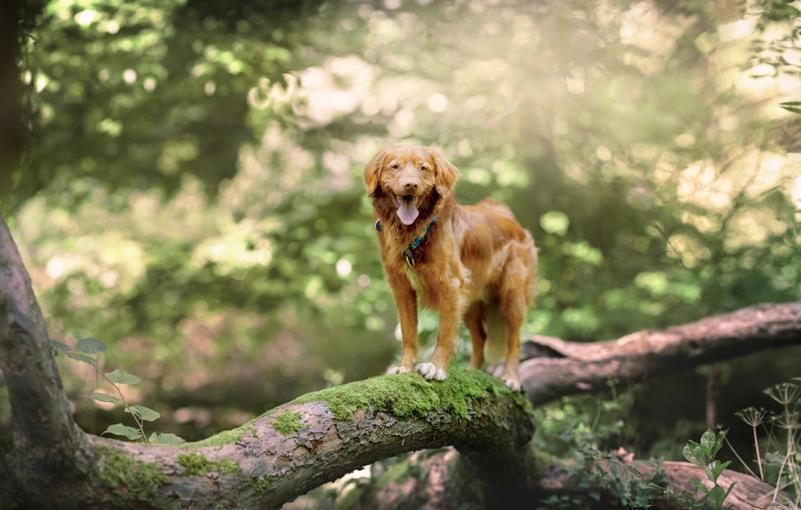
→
(272, 411, 302, 436)
(180, 424, 254, 448)
(250, 474, 276, 493)
(177, 452, 241, 476)
(292, 368, 532, 422)
(94, 445, 167, 496)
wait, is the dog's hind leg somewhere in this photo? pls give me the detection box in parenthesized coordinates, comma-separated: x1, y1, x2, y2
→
(497, 254, 529, 391)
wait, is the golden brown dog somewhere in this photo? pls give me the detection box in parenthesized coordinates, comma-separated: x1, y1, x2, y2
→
(365, 145, 537, 389)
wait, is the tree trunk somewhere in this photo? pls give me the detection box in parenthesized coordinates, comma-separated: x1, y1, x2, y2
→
(1, 210, 800, 507)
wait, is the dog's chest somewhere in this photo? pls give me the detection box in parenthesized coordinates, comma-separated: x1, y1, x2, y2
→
(403, 267, 426, 295)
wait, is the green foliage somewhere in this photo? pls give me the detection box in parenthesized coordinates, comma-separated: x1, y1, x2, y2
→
(272, 411, 302, 436)
(681, 430, 735, 509)
(53, 338, 184, 444)
(292, 368, 532, 423)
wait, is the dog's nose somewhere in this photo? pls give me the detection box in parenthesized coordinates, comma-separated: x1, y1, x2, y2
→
(403, 182, 418, 192)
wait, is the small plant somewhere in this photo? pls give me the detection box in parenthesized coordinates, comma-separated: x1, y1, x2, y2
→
(682, 429, 735, 509)
(51, 337, 184, 445)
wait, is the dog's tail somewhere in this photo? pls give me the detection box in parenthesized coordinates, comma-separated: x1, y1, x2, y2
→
(483, 304, 508, 363)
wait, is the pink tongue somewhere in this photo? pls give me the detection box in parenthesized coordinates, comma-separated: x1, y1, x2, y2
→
(396, 197, 419, 225)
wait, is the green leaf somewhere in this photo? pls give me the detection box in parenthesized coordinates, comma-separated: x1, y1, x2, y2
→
(105, 369, 141, 385)
(708, 485, 727, 508)
(709, 460, 731, 482)
(76, 337, 107, 353)
(700, 430, 716, 454)
(690, 478, 709, 495)
(51, 340, 71, 354)
(65, 351, 96, 365)
(89, 392, 121, 404)
(780, 105, 801, 115)
(150, 432, 186, 445)
(102, 423, 142, 440)
(126, 405, 160, 422)
(682, 442, 705, 466)
(724, 482, 736, 497)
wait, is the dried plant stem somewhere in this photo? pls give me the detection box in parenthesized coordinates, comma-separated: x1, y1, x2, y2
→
(724, 435, 759, 479)
(752, 425, 764, 481)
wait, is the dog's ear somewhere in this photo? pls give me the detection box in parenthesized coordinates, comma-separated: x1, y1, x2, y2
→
(430, 146, 460, 196)
(364, 150, 386, 197)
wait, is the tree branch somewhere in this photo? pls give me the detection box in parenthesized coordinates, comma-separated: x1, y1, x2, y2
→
(66, 372, 533, 509)
(520, 302, 801, 404)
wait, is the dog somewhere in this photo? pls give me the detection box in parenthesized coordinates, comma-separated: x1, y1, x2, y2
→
(364, 145, 537, 390)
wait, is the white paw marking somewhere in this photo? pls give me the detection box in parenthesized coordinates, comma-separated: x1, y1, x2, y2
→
(503, 377, 522, 392)
(416, 362, 447, 381)
(387, 365, 411, 375)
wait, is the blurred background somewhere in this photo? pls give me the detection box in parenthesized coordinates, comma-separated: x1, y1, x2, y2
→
(3, 0, 801, 505)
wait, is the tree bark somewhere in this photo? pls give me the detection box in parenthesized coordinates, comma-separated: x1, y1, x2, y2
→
(1, 208, 800, 507)
(520, 302, 801, 404)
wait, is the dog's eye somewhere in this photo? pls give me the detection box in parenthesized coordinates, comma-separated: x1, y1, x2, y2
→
(420, 164, 430, 171)
(391, 163, 399, 170)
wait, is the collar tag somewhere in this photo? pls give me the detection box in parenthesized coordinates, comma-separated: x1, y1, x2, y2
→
(403, 248, 415, 268)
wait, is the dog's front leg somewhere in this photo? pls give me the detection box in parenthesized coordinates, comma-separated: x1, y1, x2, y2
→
(417, 282, 460, 381)
(386, 270, 418, 374)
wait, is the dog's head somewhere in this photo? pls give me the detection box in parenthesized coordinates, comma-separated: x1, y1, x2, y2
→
(364, 145, 459, 226)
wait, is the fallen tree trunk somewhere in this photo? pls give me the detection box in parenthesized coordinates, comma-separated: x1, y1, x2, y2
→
(520, 302, 801, 404)
(1, 209, 800, 508)
(354, 449, 797, 510)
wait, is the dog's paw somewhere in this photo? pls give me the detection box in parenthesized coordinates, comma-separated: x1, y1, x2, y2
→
(386, 365, 412, 375)
(416, 362, 447, 381)
(503, 376, 522, 392)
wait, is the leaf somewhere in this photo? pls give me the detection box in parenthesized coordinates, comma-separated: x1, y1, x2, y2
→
(709, 460, 731, 482)
(89, 392, 121, 404)
(682, 442, 705, 466)
(65, 351, 96, 365)
(126, 405, 160, 422)
(690, 478, 709, 495)
(105, 369, 141, 385)
(150, 432, 186, 445)
(725, 482, 736, 497)
(102, 423, 142, 440)
(708, 485, 727, 508)
(51, 340, 71, 354)
(700, 430, 717, 454)
(76, 337, 107, 353)
(780, 105, 801, 115)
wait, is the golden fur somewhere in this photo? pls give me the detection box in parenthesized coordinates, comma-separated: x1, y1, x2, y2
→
(364, 145, 537, 389)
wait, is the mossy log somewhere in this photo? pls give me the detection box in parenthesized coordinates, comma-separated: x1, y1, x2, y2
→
(1, 211, 801, 509)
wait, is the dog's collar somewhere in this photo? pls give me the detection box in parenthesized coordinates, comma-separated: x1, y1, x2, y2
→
(374, 217, 438, 268)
